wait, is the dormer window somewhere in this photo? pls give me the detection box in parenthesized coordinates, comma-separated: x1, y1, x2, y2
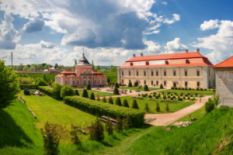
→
(146, 61, 149, 65)
(165, 60, 169, 65)
(186, 59, 190, 64)
(130, 62, 133, 66)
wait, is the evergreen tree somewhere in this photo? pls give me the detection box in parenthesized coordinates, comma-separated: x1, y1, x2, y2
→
(132, 99, 139, 109)
(156, 102, 160, 112)
(75, 89, 79, 96)
(145, 103, 150, 112)
(134, 81, 139, 87)
(113, 87, 119, 95)
(123, 99, 129, 107)
(144, 84, 149, 91)
(108, 96, 113, 104)
(90, 92, 95, 100)
(115, 97, 122, 106)
(102, 96, 107, 103)
(86, 83, 91, 90)
(128, 80, 132, 87)
(82, 89, 89, 98)
(90, 118, 104, 141)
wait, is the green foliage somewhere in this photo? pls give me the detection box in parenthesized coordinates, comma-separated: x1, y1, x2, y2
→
(115, 83, 119, 89)
(52, 83, 62, 99)
(75, 89, 79, 96)
(60, 85, 74, 99)
(106, 119, 113, 135)
(24, 89, 30, 95)
(102, 96, 107, 103)
(205, 98, 215, 113)
(160, 84, 164, 89)
(116, 118, 123, 132)
(113, 87, 119, 95)
(86, 83, 91, 90)
(115, 97, 122, 106)
(90, 118, 104, 141)
(36, 79, 48, 86)
(90, 92, 95, 100)
(82, 89, 89, 98)
(38, 86, 54, 97)
(70, 124, 81, 145)
(145, 103, 150, 112)
(156, 102, 160, 112)
(132, 99, 139, 109)
(64, 96, 145, 127)
(42, 123, 60, 155)
(143, 85, 149, 91)
(134, 81, 139, 87)
(123, 99, 129, 107)
(108, 96, 113, 104)
(0, 61, 19, 108)
(128, 80, 132, 87)
(165, 103, 170, 112)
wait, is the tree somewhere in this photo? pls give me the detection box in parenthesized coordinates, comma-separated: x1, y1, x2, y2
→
(113, 87, 119, 95)
(90, 92, 95, 100)
(82, 89, 89, 98)
(115, 83, 119, 89)
(108, 96, 113, 104)
(42, 123, 60, 155)
(134, 81, 139, 87)
(128, 80, 132, 87)
(156, 102, 160, 112)
(123, 99, 129, 107)
(160, 84, 164, 89)
(60, 85, 74, 99)
(145, 103, 150, 112)
(90, 118, 104, 141)
(205, 99, 215, 113)
(0, 61, 19, 108)
(75, 89, 79, 96)
(52, 83, 62, 99)
(115, 97, 122, 106)
(144, 85, 149, 91)
(70, 124, 81, 145)
(132, 99, 139, 109)
(86, 83, 91, 90)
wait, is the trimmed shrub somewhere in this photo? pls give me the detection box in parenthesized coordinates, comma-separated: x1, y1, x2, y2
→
(38, 86, 54, 97)
(102, 96, 107, 103)
(64, 96, 145, 127)
(60, 85, 74, 99)
(205, 99, 215, 113)
(75, 90, 79, 96)
(90, 92, 95, 100)
(134, 81, 139, 87)
(144, 85, 149, 91)
(145, 103, 150, 112)
(165, 103, 170, 112)
(52, 83, 62, 99)
(156, 102, 160, 112)
(113, 87, 119, 95)
(132, 99, 139, 109)
(36, 79, 48, 86)
(115, 97, 122, 106)
(24, 89, 30, 95)
(108, 96, 113, 104)
(116, 118, 123, 132)
(128, 80, 132, 87)
(86, 84, 91, 90)
(82, 89, 89, 98)
(123, 99, 129, 107)
(115, 83, 119, 88)
(90, 118, 104, 141)
(160, 84, 164, 89)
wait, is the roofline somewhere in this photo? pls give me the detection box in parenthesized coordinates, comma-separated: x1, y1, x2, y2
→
(215, 56, 233, 68)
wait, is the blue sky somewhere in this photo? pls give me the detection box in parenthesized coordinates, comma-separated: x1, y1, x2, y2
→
(0, 0, 233, 66)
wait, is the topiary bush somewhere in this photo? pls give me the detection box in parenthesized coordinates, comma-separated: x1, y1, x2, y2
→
(132, 99, 139, 109)
(115, 97, 122, 106)
(144, 85, 149, 91)
(60, 85, 74, 99)
(123, 99, 129, 107)
(90, 92, 95, 100)
(205, 99, 215, 113)
(82, 89, 89, 98)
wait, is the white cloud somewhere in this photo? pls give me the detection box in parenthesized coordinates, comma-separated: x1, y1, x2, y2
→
(200, 19, 220, 31)
(195, 20, 233, 63)
(164, 38, 187, 52)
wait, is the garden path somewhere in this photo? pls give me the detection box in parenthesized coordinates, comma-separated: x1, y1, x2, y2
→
(144, 96, 212, 126)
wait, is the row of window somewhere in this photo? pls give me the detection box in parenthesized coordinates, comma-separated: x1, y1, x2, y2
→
(122, 69, 201, 77)
(130, 59, 191, 66)
(126, 80, 201, 88)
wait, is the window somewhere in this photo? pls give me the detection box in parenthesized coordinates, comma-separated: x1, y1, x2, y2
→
(173, 82, 177, 88)
(151, 81, 153, 85)
(184, 70, 188, 76)
(151, 71, 154, 76)
(197, 70, 200, 76)
(122, 71, 124, 76)
(197, 81, 200, 88)
(173, 70, 176, 76)
(144, 71, 146, 76)
(156, 81, 159, 85)
(164, 81, 167, 86)
(164, 70, 167, 76)
(136, 71, 139, 76)
(146, 61, 149, 65)
(185, 81, 188, 88)
(129, 71, 131, 76)
(144, 80, 146, 85)
(156, 71, 159, 76)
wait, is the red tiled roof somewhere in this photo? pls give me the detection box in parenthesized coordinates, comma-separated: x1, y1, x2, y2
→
(215, 56, 233, 68)
(60, 70, 76, 75)
(127, 52, 206, 62)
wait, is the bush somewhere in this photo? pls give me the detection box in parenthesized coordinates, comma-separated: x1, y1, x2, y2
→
(115, 97, 122, 106)
(70, 124, 81, 145)
(90, 118, 104, 141)
(64, 96, 145, 127)
(0, 61, 19, 108)
(42, 123, 60, 155)
(90, 92, 95, 100)
(86, 83, 91, 90)
(38, 86, 54, 97)
(36, 79, 48, 86)
(166, 103, 170, 112)
(144, 85, 149, 91)
(108, 96, 113, 104)
(160, 84, 164, 89)
(145, 103, 150, 112)
(24, 89, 30, 95)
(113, 87, 119, 95)
(75, 90, 79, 96)
(20, 84, 37, 89)
(106, 119, 113, 135)
(116, 118, 123, 132)
(156, 102, 160, 112)
(52, 83, 62, 99)
(123, 99, 129, 107)
(132, 99, 139, 109)
(205, 99, 215, 113)
(128, 80, 132, 87)
(60, 85, 74, 99)
(82, 89, 89, 98)
(102, 96, 107, 103)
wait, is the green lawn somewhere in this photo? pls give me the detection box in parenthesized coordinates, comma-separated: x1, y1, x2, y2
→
(114, 96, 193, 113)
(179, 106, 206, 121)
(76, 88, 113, 97)
(21, 93, 96, 129)
(120, 86, 159, 92)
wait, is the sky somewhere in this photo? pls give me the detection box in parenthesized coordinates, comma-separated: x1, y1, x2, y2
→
(0, 0, 233, 66)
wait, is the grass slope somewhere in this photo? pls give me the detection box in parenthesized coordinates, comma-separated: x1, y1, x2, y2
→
(103, 107, 233, 155)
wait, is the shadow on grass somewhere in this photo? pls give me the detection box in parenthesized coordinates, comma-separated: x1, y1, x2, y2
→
(0, 110, 33, 148)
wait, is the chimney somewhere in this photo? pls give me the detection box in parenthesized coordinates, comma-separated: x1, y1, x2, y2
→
(196, 48, 200, 53)
(133, 54, 136, 57)
(140, 53, 143, 56)
(185, 49, 189, 53)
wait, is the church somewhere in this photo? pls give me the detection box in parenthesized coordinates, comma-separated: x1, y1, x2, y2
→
(55, 53, 107, 87)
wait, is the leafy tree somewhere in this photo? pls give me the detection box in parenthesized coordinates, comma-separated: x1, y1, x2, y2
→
(52, 83, 62, 99)
(90, 92, 95, 100)
(86, 83, 91, 90)
(70, 124, 81, 145)
(113, 87, 119, 95)
(132, 99, 139, 109)
(90, 118, 104, 141)
(0, 61, 19, 108)
(123, 99, 129, 107)
(82, 89, 89, 98)
(108, 96, 113, 104)
(144, 84, 149, 91)
(145, 103, 150, 112)
(42, 123, 60, 155)
(128, 80, 132, 87)
(156, 102, 160, 112)
(115, 97, 122, 106)
(102, 96, 107, 103)
(115, 83, 119, 88)
(60, 85, 74, 98)
(106, 119, 113, 135)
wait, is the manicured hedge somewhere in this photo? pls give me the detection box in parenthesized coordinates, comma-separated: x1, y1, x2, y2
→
(38, 86, 54, 97)
(64, 96, 145, 127)
(20, 84, 37, 89)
